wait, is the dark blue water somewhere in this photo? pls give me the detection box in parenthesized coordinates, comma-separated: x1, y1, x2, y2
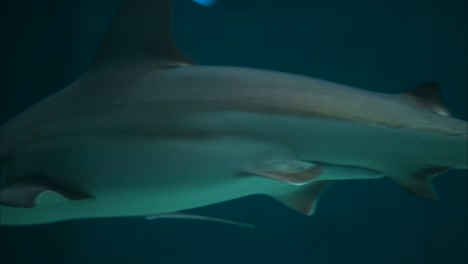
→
(1, 0, 467, 263)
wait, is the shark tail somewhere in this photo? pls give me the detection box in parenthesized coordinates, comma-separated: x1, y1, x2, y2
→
(389, 167, 451, 200)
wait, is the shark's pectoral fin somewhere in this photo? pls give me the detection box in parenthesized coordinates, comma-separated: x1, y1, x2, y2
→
(240, 159, 323, 185)
(144, 212, 255, 228)
(0, 175, 92, 208)
(390, 167, 451, 200)
(269, 180, 331, 216)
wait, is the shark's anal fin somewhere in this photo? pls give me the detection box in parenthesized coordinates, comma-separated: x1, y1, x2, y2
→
(94, 0, 194, 67)
(270, 180, 331, 216)
(391, 167, 451, 200)
(0, 175, 92, 208)
(145, 212, 255, 228)
(240, 159, 323, 185)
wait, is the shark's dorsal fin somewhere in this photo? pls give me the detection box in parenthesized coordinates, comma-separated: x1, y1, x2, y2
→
(402, 82, 451, 116)
(93, 0, 194, 68)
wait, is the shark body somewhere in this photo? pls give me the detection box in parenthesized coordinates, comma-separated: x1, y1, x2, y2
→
(0, 0, 466, 226)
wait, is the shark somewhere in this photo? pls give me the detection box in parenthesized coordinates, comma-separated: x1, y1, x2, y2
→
(0, 0, 467, 226)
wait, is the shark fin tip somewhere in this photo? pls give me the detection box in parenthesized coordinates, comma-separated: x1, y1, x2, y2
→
(402, 82, 451, 117)
(391, 167, 450, 200)
(270, 180, 330, 216)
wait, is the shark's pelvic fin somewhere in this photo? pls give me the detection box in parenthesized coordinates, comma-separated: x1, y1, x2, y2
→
(390, 167, 451, 200)
(402, 82, 451, 117)
(93, 0, 194, 67)
(269, 180, 331, 216)
(0, 175, 92, 208)
(240, 159, 330, 215)
(240, 159, 323, 185)
(145, 212, 255, 228)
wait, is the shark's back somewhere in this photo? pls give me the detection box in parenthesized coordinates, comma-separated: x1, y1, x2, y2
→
(1, 63, 467, 156)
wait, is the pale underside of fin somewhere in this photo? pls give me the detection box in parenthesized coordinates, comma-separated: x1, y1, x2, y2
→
(93, 0, 194, 67)
(240, 159, 323, 185)
(0, 175, 91, 208)
(145, 212, 255, 228)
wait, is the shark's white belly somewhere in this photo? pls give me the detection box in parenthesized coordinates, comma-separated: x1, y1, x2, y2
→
(0, 136, 294, 225)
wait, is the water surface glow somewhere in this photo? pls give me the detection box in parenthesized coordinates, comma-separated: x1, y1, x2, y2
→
(192, 0, 217, 7)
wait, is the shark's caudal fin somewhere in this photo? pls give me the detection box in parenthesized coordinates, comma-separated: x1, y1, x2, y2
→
(93, 0, 194, 67)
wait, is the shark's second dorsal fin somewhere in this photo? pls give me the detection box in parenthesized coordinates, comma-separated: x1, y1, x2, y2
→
(402, 82, 451, 116)
(93, 0, 194, 68)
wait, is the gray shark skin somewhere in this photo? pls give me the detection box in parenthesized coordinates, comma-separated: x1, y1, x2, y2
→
(0, 0, 466, 226)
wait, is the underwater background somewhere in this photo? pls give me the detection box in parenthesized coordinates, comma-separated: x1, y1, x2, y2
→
(0, 0, 466, 263)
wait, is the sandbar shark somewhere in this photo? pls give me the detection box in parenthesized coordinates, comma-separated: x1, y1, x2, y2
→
(0, 0, 466, 226)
